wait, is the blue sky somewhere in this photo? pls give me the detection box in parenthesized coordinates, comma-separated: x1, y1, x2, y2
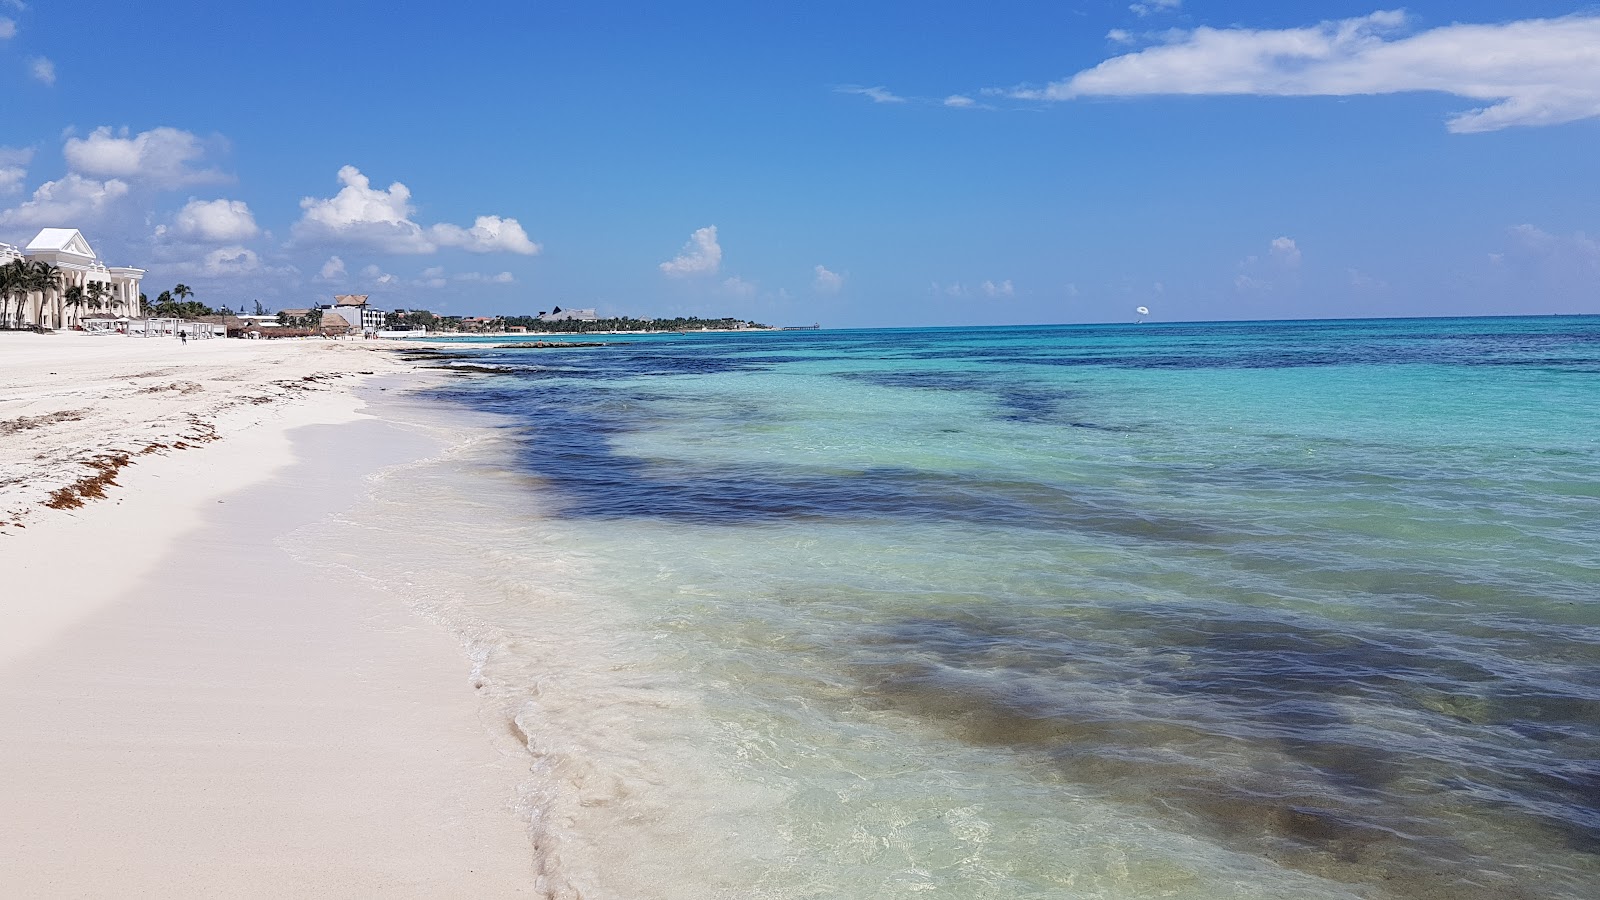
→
(2, 1, 1596, 326)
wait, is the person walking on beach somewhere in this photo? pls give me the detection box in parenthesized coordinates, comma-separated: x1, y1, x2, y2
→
(179, 331, 187, 346)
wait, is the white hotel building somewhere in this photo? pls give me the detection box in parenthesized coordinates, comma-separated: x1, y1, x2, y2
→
(1, 228, 146, 329)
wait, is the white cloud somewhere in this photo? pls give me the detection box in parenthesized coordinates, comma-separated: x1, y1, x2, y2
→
(1107, 29, 1134, 44)
(197, 246, 261, 276)
(982, 279, 1015, 297)
(1508, 223, 1600, 266)
(28, 56, 53, 85)
(170, 198, 258, 242)
(1017, 12, 1600, 132)
(812, 264, 844, 293)
(722, 275, 758, 298)
(166, 245, 295, 280)
(1130, 0, 1180, 16)
(837, 85, 907, 104)
(1235, 237, 1303, 292)
(944, 94, 976, 108)
(455, 270, 516, 283)
(0, 173, 129, 227)
(417, 266, 447, 289)
(0, 18, 16, 39)
(318, 255, 347, 281)
(0, 146, 30, 195)
(430, 214, 540, 254)
(659, 225, 722, 277)
(294, 165, 538, 255)
(1270, 236, 1301, 267)
(359, 263, 399, 286)
(932, 281, 967, 297)
(63, 126, 226, 187)
(296, 165, 431, 253)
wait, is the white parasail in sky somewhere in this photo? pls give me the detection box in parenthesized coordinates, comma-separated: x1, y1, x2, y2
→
(1136, 306, 1149, 316)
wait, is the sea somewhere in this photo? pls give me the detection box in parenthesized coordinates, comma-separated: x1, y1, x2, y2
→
(298, 316, 1599, 899)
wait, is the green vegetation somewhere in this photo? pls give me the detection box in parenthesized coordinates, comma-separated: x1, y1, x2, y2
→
(384, 308, 766, 333)
(276, 308, 324, 328)
(0, 258, 64, 329)
(149, 287, 217, 319)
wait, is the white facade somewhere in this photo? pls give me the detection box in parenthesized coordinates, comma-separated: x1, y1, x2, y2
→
(327, 294, 386, 334)
(1, 229, 145, 330)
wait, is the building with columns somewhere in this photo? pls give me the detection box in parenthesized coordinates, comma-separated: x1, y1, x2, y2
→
(1, 228, 145, 329)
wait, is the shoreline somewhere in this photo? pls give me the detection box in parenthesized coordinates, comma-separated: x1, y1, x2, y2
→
(0, 334, 535, 895)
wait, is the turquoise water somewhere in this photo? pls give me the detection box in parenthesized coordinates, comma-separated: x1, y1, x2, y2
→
(334, 318, 1598, 898)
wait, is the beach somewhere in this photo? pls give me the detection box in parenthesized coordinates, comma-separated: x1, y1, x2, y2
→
(2, 321, 1596, 899)
(0, 333, 534, 896)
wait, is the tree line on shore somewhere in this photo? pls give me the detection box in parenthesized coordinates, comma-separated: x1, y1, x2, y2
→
(383, 309, 765, 333)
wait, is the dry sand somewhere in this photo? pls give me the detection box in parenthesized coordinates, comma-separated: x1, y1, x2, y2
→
(0, 332, 535, 896)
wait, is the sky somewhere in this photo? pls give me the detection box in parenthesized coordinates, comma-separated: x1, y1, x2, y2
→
(1, 0, 1597, 327)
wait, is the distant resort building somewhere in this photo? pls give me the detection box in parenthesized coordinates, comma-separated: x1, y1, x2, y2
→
(1, 229, 146, 329)
(321, 294, 385, 335)
(458, 316, 502, 332)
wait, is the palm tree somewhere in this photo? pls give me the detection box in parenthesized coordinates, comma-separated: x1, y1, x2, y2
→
(0, 258, 24, 328)
(32, 262, 62, 330)
(86, 283, 109, 321)
(63, 285, 86, 329)
(173, 283, 193, 305)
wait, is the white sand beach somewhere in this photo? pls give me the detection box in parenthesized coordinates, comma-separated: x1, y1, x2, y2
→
(0, 333, 534, 896)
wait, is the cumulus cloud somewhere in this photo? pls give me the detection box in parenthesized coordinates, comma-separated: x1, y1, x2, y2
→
(1507, 223, 1600, 267)
(28, 56, 53, 85)
(63, 126, 227, 187)
(836, 85, 907, 104)
(1236, 236, 1303, 292)
(297, 166, 430, 253)
(944, 94, 976, 108)
(1014, 12, 1600, 133)
(418, 265, 447, 289)
(196, 246, 262, 276)
(982, 279, 1015, 297)
(165, 245, 295, 279)
(318, 255, 347, 281)
(0, 17, 16, 40)
(659, 225, 722, 277)
(1270, 236, 1301, 266)
(0, 173, 129, 227)
(430, 215, 540, 254)
(169, 198, 258, 242)
(360, 263, 399, 286)
(722, 275, 758, 298)
(812, 264, 844, 293)
(294, 165, 539, 255)
(0, 146, 30, 195)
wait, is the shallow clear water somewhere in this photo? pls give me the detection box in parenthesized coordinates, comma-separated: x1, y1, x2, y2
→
(311, 318, 1599, 898)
